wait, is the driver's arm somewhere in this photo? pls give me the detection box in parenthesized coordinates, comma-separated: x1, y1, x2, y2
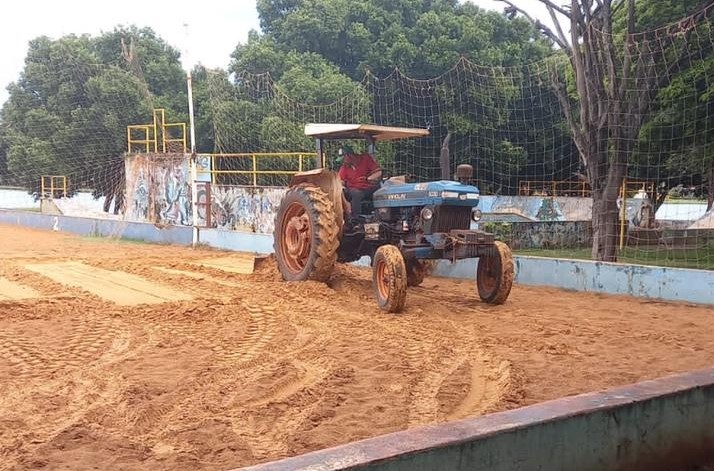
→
(365, 155, 382, 182)
(366, 168, 382, 181)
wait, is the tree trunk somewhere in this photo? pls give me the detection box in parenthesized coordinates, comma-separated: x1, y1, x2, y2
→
(591, 186, 622, 261)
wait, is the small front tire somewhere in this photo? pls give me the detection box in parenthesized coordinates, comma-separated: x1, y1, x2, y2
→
(476, 241, 514, 305)
(372, 245, 408, 313)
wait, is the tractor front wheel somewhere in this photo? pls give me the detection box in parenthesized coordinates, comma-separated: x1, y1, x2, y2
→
(372, 245, 408, 313)
(273, 184, 339, 282)
(476, 241, 514, 305)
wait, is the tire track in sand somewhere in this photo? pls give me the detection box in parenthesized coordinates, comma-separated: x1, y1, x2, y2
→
(0, 334, 54, 378)
(445, 353, 512, 422)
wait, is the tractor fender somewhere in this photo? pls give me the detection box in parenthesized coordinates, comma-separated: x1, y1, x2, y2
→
(289, 169, 345, 237)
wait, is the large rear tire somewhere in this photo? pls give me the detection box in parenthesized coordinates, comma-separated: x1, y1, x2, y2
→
(476, 241, 514, 305)
(372, 245, 408, 313)
(273, 184, 339, 282)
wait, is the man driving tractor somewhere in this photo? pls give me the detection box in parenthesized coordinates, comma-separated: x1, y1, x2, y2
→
(338, 144, 382, 217)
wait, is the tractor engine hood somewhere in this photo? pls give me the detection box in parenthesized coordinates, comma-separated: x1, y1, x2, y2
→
(372, 180, 481, 208)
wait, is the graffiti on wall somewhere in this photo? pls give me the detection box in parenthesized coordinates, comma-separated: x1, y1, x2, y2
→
(510, 221, 592, 249)
(125, 153, 193, 225)
(196, 185, 286, 234)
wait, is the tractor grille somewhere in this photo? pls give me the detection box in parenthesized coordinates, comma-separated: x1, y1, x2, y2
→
(432, 206, 472, 232)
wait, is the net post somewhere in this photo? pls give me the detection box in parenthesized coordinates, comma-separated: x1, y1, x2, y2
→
(186, 71, 199, 247)
(620, 177, 627, 251)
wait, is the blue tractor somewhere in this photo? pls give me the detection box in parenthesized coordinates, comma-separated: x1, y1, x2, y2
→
(273, 124, 514, 313)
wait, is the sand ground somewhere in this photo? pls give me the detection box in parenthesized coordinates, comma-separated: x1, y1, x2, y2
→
(0, 224, 712, 470)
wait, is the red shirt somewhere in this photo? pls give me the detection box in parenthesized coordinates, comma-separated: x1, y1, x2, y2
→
(338, 153, 380, 190)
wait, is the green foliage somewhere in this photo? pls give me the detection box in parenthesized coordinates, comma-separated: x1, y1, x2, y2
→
(0, 26, 188, 202)
(223, 0, 564, 184)
(251, 0, 551, 79)
(481, 221, 513, 242)
(631, 1, 714, 197)
(259, 116, 309, 151)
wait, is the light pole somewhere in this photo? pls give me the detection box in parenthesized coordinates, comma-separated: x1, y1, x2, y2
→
(183, 22, 199, 247)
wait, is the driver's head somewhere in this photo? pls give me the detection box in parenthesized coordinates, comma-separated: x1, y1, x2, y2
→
(342, 144, 355, 156)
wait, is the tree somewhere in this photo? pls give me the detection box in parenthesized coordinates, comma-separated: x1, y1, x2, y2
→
(499, 0, 713, 261)
(632, 0, 714, 211)
(1, 27, 189, 210)
(639, 55, 714, 210)
(251, 0, 552, 80)
(229, 0, 565, 185)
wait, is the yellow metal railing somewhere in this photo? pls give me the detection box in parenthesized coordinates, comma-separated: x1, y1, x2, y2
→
(519, 180, 591, 197)
(162, 122, 187, 153)
(127, 108, 186, 154)
(519, 179, 655, 198)
(200, 153, 316, 186)
(127, 125, 156, 153)
(41, 175, 67, 198)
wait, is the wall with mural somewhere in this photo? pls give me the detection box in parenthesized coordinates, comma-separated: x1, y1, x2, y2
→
(125, 153, 192, 225)
(119, 156, 670, 248)
(480, 221, 593, 250)
(197, 185, 286, 234)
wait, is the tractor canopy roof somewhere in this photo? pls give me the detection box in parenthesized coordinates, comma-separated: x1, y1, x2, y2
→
(304, 123, 430, 141)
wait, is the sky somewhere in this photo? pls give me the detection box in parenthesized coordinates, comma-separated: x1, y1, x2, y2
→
(0, 0, 558, 106)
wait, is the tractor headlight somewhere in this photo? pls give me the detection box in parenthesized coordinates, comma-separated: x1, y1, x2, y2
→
(421, 207, 434, 221)
(471, 209, 483, 222)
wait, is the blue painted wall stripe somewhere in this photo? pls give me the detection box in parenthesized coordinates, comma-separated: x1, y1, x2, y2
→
(1, 209, 712, 306)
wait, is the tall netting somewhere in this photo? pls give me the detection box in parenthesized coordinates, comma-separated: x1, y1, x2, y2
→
(206, 70, 372, 187)
(1, 7, 714, 269)
(0, 32, 189, 223)
(205, 6, 714, 269)
(207, 59, 576, 193)
(0, 59, 145, 216)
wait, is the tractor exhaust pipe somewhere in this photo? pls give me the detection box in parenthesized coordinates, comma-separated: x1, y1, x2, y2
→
(440, 132, 451, 181)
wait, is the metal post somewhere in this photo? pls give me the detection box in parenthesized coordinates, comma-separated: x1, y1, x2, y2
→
(619, 177, 627, 250)
(187, 71, 199, 247)
(181, 20, 200, 247)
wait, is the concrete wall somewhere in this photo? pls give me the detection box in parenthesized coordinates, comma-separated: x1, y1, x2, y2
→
(124, 153, 192, 225)
(513, 256, 714, 306)
(0, 209, 193, 246)
(201, 186, 285, 234)
(238, 368, 714, 471)
(482, 220, 592, 249)
(478, 195, 592, 221)
(1, 209, 712, 306)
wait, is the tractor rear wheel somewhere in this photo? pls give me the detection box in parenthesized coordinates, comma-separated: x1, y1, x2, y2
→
(406, 259, 428, 287)
(476, 241, 514, 305)
(273, 184, 339, 282)
(372, 245, 407, 313)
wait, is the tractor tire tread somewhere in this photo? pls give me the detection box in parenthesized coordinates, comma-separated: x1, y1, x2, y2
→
(273, 184, 338, 282)
(373, 245, 407, 313)
(477, 241, 514, 305)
